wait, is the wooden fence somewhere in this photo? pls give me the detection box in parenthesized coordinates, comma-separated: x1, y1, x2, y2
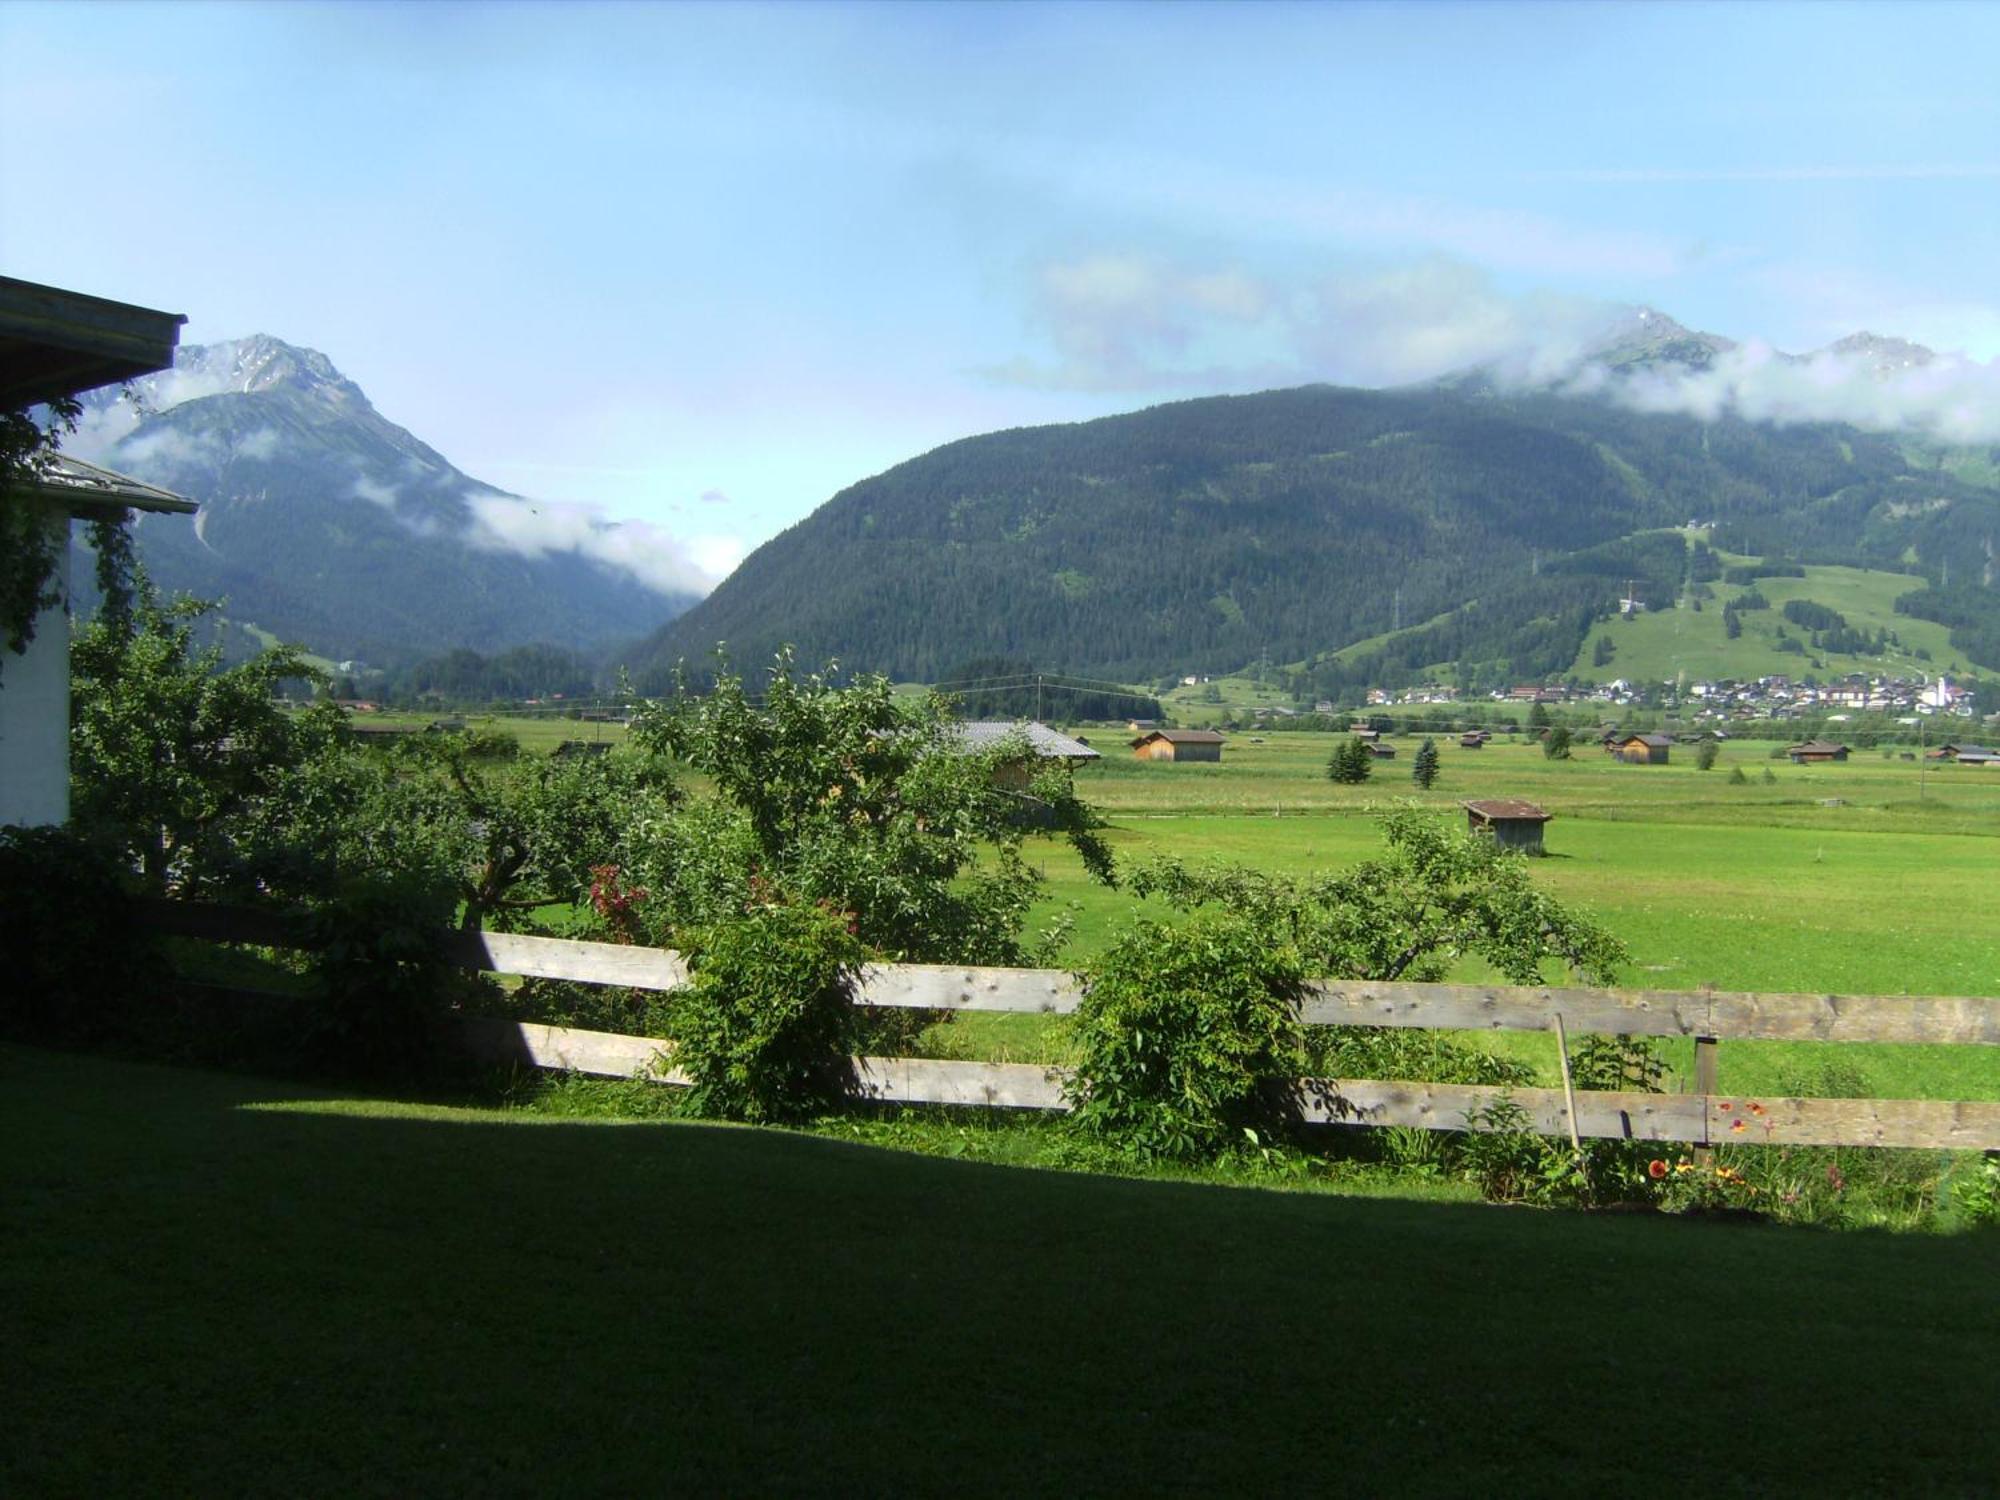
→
(138, 899, 2000, 1152)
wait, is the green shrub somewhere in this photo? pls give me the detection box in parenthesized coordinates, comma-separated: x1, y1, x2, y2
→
(1569, 1032, 1667, 1093)
(1459, 1095, 1587, 1205)
(1950, 1155, 1999, 1230)
(670, 901, 864, 1123)
(0, 825, 153, 1044)
(294, 870, 464, 1079)
(1064, 912, 1309, 1162)
(1305, 1025, 1533, 1089)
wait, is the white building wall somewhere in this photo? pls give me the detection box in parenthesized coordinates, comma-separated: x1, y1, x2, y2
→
(0, 506, 72, 828)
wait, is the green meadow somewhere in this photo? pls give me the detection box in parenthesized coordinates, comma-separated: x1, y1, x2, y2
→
(1570, 558, 1961, 684)
(946, 733, 2000, 1101)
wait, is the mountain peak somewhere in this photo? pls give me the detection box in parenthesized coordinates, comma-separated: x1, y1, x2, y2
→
(1586, 305, 1737, 372)
(170, 335, 373, 410)
(1820, 331, 1936, 373)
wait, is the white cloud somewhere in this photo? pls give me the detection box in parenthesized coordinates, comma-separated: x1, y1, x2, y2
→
(350, 475, 401, 507)
(989, 252, 1619, 392)
(1605, 343, 2000, 444)
(462, 488, 721, 597)
(993, 248, 2000, 445)
(698, 487, 732, 505)
(236, 427, 282, 460)
(111, 425, 230, 471)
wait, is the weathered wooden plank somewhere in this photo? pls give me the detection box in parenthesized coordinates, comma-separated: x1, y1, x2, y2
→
(1701, 1094, 2000, 1150)
(854, 964, 1080, 1013)
(1701, 991, 1999, 1045)
(1301, 980, 2000, 1046)
(854, 1056, 1067, 1110)
(458, 1017, 685, 1082)
(1300, 1080, 1708, 1142)
(439, 930, 691, 991)
(1301, 981, 1710, 1037)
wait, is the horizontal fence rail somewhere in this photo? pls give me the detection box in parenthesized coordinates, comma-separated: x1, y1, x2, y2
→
(140, 899, 2000, 1150)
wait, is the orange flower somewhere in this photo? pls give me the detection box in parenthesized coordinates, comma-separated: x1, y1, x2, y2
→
(1750, 1102, 1767, 1116)
(1730, 1118, 1747, 1133)
(1647, 1159, 1669, 1180)
(1717, 1101, 1733, 1111)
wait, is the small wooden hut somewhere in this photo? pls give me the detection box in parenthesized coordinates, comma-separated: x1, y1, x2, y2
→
(1130, 729, 1226, 762)
(1463, 799, 1553, 854)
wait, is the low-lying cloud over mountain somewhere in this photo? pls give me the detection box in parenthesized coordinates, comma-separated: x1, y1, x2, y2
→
(991, 252, 2000, 443)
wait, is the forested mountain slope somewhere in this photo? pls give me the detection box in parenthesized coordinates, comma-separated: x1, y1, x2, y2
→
(630, 379, 2000, 689)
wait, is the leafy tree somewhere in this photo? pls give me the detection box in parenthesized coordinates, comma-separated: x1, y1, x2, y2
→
(1411, 736, 1441, 790)
(69, 584, 337, 893)
(1696, 738, 1720, 771)
(626, 653, 1114, 965)
(2, 397, 82, 663)
(1527, 700, 1551, 731)
(1723, 606, 1742, 640)
(1327, 735, 1373, 784)
(1591, 634, 1616, 667)
(1542, 725, 1573, 760)
(263, 733, 673, 928)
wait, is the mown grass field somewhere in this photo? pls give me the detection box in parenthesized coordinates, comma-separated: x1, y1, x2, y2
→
(6, 1046, 1995, 1496)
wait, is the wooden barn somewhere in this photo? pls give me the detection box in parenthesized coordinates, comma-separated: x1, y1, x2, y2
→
(1131, 728, 1226, 762)
(1787, 740, 1851, 764)
(1367, 741, 1398, 759)
(1463, 799, 1553, 854)
(1612, 733, 1672, 765)
(1458, 731, 1488, 750)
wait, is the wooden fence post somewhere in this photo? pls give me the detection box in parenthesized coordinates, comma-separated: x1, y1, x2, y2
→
(1692, 1035, 1719, 1165)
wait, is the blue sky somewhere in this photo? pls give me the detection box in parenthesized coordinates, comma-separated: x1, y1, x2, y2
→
(6, 1, 1999, 587)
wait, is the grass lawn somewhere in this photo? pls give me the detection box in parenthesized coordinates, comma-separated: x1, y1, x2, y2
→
(6, 1046, 1996, 1496)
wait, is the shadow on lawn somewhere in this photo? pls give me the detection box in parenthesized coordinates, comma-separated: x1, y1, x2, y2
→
(6, 1044, 1996, 1496)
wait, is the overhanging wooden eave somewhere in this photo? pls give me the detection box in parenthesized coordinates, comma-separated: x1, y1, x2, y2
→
(0, 276, 186, 407)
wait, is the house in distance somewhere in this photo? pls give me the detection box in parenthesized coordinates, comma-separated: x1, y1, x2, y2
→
(1463, 799, 1554, 854)
(1787, 740, 1851, 764)
(1131, 728, 1226, 762)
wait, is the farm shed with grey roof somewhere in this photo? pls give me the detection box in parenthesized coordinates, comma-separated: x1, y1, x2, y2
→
(955, 721, 1100, 762)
